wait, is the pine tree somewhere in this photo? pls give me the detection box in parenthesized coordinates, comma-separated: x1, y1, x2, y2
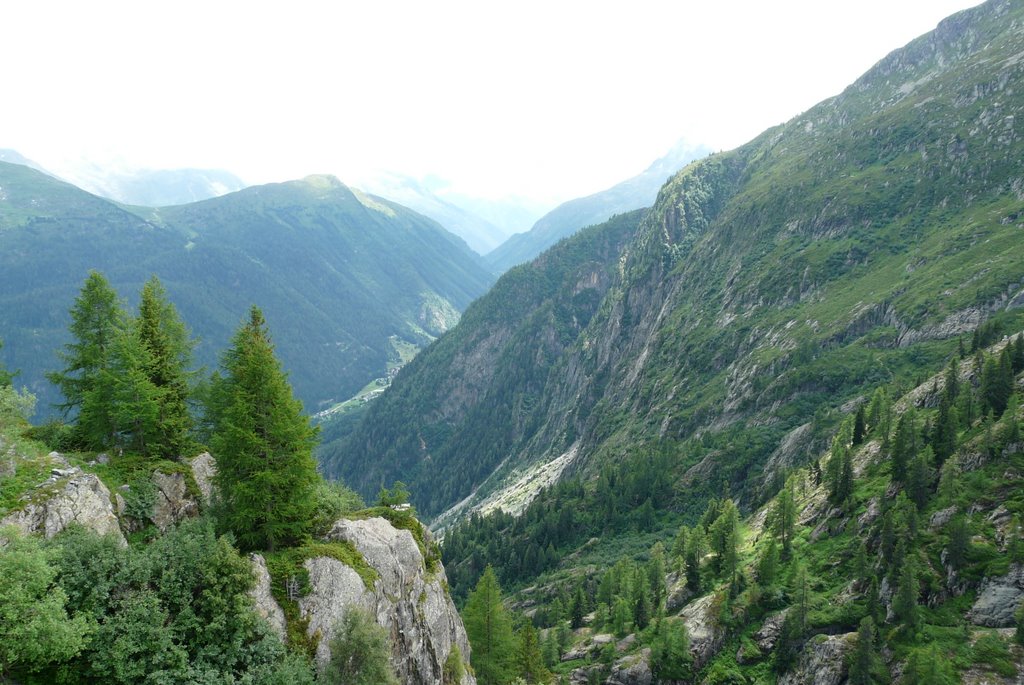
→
(893, 555, 920, 636)
(931, 394, 957, 466)
(463, 566, 516, 685)
(135, 276, 194, 459)
(632, 570, 652, 631)
(1005, 393, 1021, 444)
(95, 322, 162, 454)
(771, 478, 797, 558)
(758, 539, 780, 589)
(710, 499, 740, 584)
(1013, 333, 1024, 374)
(890, 410, 917, 482)
(853, 404, 867, 445)
(685, 526, 705, 592)
(827, 418, 854, 505)
(866, 387, 890, 439)
(906, 447, 934, 510)
(847, 617, 881, 685)
(209, 306, 319, 552)
(48, 271, 124, 445)
(649, 619, 692, 682)
(902, 645, 958, 685)
(981, 349, 1014, 417)
(946, 515, 970, 571)
(570, 586, 586, 629)
(647, 542, 667, 612)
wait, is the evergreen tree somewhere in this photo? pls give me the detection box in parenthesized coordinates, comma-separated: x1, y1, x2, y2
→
(853, 404, 867, 445)
(906, 447, 934, 511)
(611, 597, 632, 638)
(710, 499, 740, 585)
(827, 419, 854, 505)
(649, 619, 692, 682)
(902, 645, 957, 685)
(866, 387, 890, 438)
(893, 556, 920, 636)
(96, 322, 162, 454)
(770, 478, 797, 558)
(931, 394, 957, 466)
(671, 525, 689, 565)
(890, 410, 916, 483)
(1005, 393, 1021, 444)
(946, 515, 971, 571)
(937, 458, 962, 503)
(463, 566, 516, 685)
(847, 617, 882, 685)
(943, 356, 960, 402)
(632, 570, 652, 631)
(685, 526, 705, 592)
(48, 271, 124, 444)
(516, 622, 550, 685)
(570, 585, 586, 629)
(647, 542, 667, 612)
(135, 276, 194, 459)
(981, 349, 1014, 417)
(210, 306, 319, 552)
(758, 539, 780, 590)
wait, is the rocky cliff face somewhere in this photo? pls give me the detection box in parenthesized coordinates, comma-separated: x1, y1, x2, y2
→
(298, 517, 475, 685)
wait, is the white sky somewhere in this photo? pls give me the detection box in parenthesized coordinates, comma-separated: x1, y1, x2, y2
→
(0, 0, 982, 205)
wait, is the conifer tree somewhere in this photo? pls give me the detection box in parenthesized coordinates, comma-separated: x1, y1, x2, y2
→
(866, 387, 889, 439)
(209, 306, 319, 552)
(95, 321, 162, 454)
(893, 555, 920, 636)
(847, 617, 882, 685)
(906, 447, 934, 510)
(946, 515, 970, 571)
(649, 619, 692, 682)
(135, 276, 194, 459)
(685, 526, 705, 592)
(931, 394, 957, 466)
(0, 339, 13, 388)
(48, 271, 124, 444)
(463, 566, 516, 685)
(853, 404, 867, 445)
(516, 622, 550, 685)
(758, 539, 780, 589)
(1013, 333, 1024, 374)
(890, 410, 917, 482)
(981, 349, 1014, 417)
(770, 478, 797, 558)
(902, 645, 957, 685)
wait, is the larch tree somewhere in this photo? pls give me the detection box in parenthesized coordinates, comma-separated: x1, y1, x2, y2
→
(48, 271, 124, 446)
(463, 565, 516, 685)
(210, 306, 319, 552)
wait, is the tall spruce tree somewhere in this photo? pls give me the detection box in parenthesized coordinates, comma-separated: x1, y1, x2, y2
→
(48, 271, 124, 445)
(463, 566, 516, 685)
(136, 276, 194, 459)
(0, 339, 13, 388)
(210, 306, 319, 552)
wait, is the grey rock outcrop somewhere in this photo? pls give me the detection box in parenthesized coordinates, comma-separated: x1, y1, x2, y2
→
(1, 455, 125, 546)
(189, 452, 216, 505)
(605, 648, 652, 685)
(300, 517, 475, 685)
(968, 564, 1024, 627)
(249, 554, 287, 641)
(679, 593, 726, 670)
(150, 470, 199, 532)
(755, 609, 789, 653)
(777, 633, 855, 685)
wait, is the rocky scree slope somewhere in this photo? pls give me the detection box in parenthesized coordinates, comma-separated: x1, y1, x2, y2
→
(332, 0, 1024, 522)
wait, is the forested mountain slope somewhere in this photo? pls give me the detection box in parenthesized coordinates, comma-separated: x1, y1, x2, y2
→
(329, 0, 1024, 520)
(0, 165, 493, 415)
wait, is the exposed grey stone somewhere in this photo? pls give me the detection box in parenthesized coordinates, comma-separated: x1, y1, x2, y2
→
(680, 593, 726, 670)
(858, 497, 881, 530)
(249, 554, 287, 641)
(150, 470, 199, 532)
(300, 517, 476, 685)
(777, 633, 855, 685)
(188, 452, 216, 505)
(968, 564, 1024, 627)
(930, 505, 957, 530)
(1, 471, 126, 547)
(605, 648, 652, 685)
(755, 609, 789, 653)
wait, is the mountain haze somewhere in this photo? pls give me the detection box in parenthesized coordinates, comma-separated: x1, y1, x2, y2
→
(485, 140, 711, 273)
(326, 0, 1024, 520)
(0, 163, 493, 415)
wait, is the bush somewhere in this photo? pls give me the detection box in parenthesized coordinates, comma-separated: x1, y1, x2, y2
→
(321, 607, 398, 685)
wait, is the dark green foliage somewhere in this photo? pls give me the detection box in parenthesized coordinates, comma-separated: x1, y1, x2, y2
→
(377, 480, 411, 507)
(770, 478, 797, 558)
(134, 276, 194, 459)
(853, 404, 867, 445)
(906, 447, 934, 511)
(210, 307, 320, 552)
(848, 617, 885, 685)
(516, 622, 551, 684)
(1013, 334, 1024, 374)
(321, 608, 399, 685)
(946, 515, 971, 572)
(443, 645, 466, 685)
(980, 349, 1014, 417)
(310, 480, 365, 536)
(47, 271, 124, 444)
(649, 619, 693, 682)
(463, 566, 516, 685)
(890, 410, 917, 483)
(893, 555, 920, 636)
(0, 529, 90, 675)
(931, 394, 957, 466)
(0, 339, 14, 387)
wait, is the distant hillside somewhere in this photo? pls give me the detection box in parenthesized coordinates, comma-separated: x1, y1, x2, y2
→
(0, 164, 494, 416)
(485, 140, 711, 273)
(327, 0, 1024, 521)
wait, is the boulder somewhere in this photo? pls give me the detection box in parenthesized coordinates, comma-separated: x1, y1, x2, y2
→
(249, 554, 287, 641)
(605, 648, 652, 685)
(754, 609, 789, 653)
(1, 466, 126, 547)
(777, 633, 855, 685)
(968, 564, 1024, 627)
(300, 517, 475, 685)
(150, 470, 199, 532)
(188, 452, 216, 505)
(680, 593, 726, 670)
(929, 505, 957, 531)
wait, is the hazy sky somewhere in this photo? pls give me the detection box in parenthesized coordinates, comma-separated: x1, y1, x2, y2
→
(1, 1, 981, 204)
